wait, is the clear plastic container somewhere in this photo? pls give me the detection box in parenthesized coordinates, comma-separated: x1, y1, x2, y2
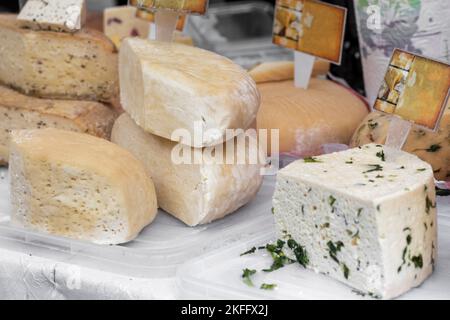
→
(0, 168, 276, 278)
(176, 197, 450, 299)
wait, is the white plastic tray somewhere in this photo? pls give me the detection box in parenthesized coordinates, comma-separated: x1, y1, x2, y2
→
(0, 168, 275, 278)
(176, 197, 450, 300)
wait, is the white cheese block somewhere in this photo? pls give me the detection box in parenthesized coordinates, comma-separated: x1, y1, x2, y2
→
(9, 128, 158, 245)
(0, 85, 117, 165)
(17, 0, 86, 33)
(119, 38, 260, 148)
(273, 144, 437, 299)
(111, 113, 264, 226)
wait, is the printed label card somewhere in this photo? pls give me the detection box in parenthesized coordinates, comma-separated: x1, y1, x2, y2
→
(375, 49, 450, 131)
(272, 0, 347, 88)
(375, 49, 450, 149)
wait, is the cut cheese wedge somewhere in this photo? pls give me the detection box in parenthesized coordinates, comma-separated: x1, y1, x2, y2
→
(112, 113, 264, 226)
(350, 106, 450, 181)
(0, 14, 118, 103)
(0, 85, 117, 165)
(9, 129, 157, 245)
(257, 79, 368, 155)
(119, 38, 260, 147)
(17, 0, 87, 33)
(273, 144, 437, 299)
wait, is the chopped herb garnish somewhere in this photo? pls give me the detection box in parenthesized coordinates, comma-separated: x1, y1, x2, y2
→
(240, 247, 257, 256)
(263, 240, 294, 272)
(321, 222, 330, 229)
(363, 164, 383, 173)
(260, 283, 277, 290)
(328, 195, 336, 207)
(406, 234, 412, 245)
(327, 240, 344, 264)
(357, 208, 363, 217)
(425, 144, 441, 153)
(410, 254, 423, 269)
(417, 168, 426, 172)
(271, 207, 275, 214)
(425, 196, 436, 214)
(242, 268, 256, 287)
(376, 150, 385, 161)
(304, 157, 322, 163)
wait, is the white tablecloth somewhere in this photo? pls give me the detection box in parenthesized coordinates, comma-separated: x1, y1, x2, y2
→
(0, 248, 176, 300)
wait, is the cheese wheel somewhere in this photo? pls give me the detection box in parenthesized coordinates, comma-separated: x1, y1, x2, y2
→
(248, 60, 330, 84)
(9, 128, 158, 244)
(0, 14, 118, 103)
(119, 38, 260, 148)
(111, 113, 264, 226)
(256, 79, 369, 155)
(350, 106, 450, 181)
(0, 85, 117, 165)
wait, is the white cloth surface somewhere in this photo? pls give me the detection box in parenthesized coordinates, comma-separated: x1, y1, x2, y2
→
(0, 248, 176, 300)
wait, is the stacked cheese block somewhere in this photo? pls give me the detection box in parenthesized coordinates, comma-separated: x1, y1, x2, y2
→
(273, 144, 437, 299)
(0, 3, 119, 165)
(112, 38, 264, 226)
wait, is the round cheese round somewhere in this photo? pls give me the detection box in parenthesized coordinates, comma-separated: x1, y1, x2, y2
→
(350, 106, 450, 181)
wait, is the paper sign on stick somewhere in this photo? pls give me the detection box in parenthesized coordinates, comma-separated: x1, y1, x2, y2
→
(272, 0, 346, 89)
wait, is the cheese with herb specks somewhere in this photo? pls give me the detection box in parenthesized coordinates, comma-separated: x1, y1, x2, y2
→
(273, 144, 437, 299)
(18, 0, 86, 33)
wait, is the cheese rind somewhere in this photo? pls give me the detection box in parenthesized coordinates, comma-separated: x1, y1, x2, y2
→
(273, 144, 437, 299)
(0, 85, 117, 165)
(9, 128, 157, 244)
(0, 14, 118, 102)
(350, 108, 450, 181)
(112, 114, 264, 226)
(17, 0, 87, 33)
(119, 38, 260, 147)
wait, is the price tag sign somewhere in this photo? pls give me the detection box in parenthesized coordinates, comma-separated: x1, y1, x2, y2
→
(128, 0, 208, 41)
(272, 0, 347, 88)
(375, 49, 450, 132)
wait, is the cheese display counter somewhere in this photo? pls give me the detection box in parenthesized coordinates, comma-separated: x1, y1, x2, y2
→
(0, 0, 448, 301)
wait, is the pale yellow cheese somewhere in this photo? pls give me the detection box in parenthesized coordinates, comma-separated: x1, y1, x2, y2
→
(119, 38, 260, 147)
(112, 114, 264, 226)
(9, 128, 158, 244)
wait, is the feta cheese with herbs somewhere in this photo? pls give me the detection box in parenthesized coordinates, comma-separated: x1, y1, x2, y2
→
(272, 144, 437, 299)
(17, 0, 86, 33)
